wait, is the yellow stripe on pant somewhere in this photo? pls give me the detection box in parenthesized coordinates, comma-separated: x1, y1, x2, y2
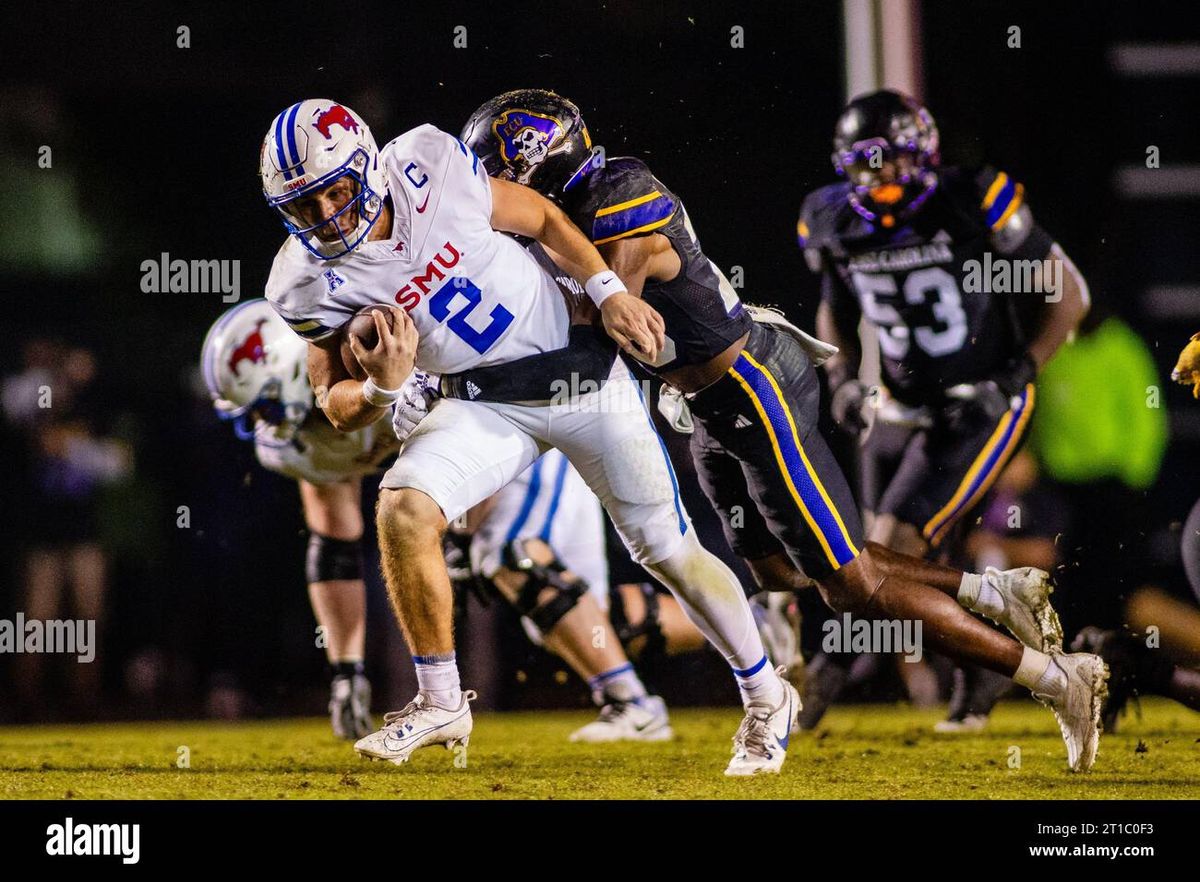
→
(923, 384, 1036, 547)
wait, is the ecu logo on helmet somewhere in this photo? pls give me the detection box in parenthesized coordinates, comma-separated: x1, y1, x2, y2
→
(493, 109, 567, 182)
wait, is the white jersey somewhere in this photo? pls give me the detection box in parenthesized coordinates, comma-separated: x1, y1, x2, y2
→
(266, 124, 571, 374)
(254, 416, 398, 486)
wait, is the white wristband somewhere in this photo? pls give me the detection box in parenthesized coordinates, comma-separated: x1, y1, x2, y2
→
(584, 270, 626, 307)
(362, 377, 403, 407)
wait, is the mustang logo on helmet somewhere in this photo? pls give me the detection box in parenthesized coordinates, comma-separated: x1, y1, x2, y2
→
(228, 320, 267, 377)
(314, 104, 360, 140)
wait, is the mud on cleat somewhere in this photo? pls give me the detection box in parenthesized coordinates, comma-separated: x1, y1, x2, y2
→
(1032, 653, 1108, 772)
(725, 667, 801, 776)
(354, 690, 477, 765)
(983, 566, 1063, 653)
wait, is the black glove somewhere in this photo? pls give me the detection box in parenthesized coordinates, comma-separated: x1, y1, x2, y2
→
(829, 379, 872, 438)
(942, 354, 1036, 429)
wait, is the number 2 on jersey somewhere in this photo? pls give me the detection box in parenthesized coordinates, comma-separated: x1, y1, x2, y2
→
(428, 277, 515, 354)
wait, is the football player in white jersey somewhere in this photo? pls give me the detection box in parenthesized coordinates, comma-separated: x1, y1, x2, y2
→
(260, 99, 799, 775)
(201, 299, 404, 739)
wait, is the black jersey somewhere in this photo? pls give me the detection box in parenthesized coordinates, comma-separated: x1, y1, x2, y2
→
(564, 157, 751, 374)
(799, 166, 1055, 406)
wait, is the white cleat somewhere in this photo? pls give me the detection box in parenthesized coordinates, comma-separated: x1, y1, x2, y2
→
(933, 713, 989, 734)
(725, 668, 801, 777)
(1033, 653, 1109, 772)
(984, 566, 1063, 652)
(354, 690, 476, 765)
(569, 695, 674, 743)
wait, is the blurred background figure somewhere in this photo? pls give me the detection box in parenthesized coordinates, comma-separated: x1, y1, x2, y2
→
(1029, 307, 1168, 638)
(1, 340, 132, 718)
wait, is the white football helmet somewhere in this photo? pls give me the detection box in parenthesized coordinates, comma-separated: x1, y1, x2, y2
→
(260, 99, 389, 260)
(200, 300, 313, 443)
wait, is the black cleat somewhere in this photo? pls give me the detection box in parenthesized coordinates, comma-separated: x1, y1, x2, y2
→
(935, 664, 1011, 733)
(796, 653, 850, 730)
(1070, 626, 1172, 733)
(330, 673, 374, 740)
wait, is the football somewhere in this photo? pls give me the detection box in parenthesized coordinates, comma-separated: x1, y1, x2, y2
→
(340, 305, 396, 380)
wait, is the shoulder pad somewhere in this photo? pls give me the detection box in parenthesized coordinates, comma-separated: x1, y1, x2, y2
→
(387, 124, 456, 166)
(797, 182, 854, 259)
(264, 240, 340, 342)
(968, 165, 1028, 233)
(571, 156, 677, 245)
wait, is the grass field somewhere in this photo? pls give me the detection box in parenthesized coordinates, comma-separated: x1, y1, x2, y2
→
(1, 698, 1197, 799)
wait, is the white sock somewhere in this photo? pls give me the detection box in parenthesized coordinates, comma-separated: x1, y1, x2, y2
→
(958, 571, 1004, 619)
(587, 663, 648, 705)
(413, 652, 462, 708)
(644, 532, 777, 708)
(1012, 646, 1066, 697)
(736, 655, 785, 709)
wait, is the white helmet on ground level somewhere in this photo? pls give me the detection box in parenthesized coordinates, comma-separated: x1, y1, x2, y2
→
(200, 299, 312, 443)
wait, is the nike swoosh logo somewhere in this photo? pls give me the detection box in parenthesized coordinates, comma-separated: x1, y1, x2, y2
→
(602, 279, 613, 285)
(379, 709, 467, 750)
(416, 194, 431, 213)
(778, 693, 793, 749)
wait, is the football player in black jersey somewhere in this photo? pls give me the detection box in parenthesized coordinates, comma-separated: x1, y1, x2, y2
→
(802, 89, 1090, 557)
(798, 90, 1092, 728)
(451, 89, 1108, 771)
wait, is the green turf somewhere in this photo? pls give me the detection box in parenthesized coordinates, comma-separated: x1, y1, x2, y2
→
(1, 699, 1197, 799)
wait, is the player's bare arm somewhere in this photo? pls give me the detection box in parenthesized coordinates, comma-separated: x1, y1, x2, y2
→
(816, 292, 872, 434)
(309, 308, 417, 433)
(815, 295, 863, 386)
(488, 176, 665, 359)
(1026, 243, 1090, 369)
(597, 232, 681, 299)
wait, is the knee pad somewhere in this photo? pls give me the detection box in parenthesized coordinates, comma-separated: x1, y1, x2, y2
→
(501, 538, 588, 634)
(306, 533, 363, 584)
(609, 582, 667, 662)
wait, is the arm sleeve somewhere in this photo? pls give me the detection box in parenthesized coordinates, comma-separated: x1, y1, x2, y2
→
(976, 167, 1054, 259)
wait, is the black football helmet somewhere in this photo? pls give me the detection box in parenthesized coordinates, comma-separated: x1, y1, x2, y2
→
(831, 89, 940, 227)
(461, 89, 595, 203)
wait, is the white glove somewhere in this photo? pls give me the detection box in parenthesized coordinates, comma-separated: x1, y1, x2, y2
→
(657, 383, 694, 434)
(744, 304, 839, 366)
(391, 370, 439, 442)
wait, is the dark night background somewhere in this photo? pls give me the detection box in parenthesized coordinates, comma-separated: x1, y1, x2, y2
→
(1, 0, 1196, 720)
